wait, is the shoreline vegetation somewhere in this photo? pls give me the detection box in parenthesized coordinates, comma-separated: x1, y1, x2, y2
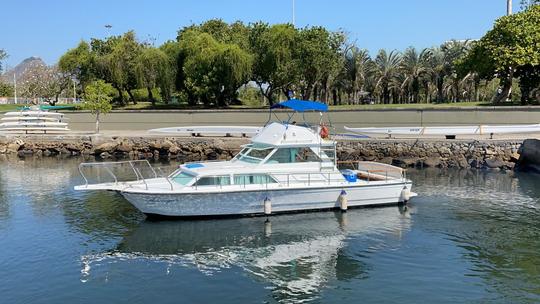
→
(1, 101, 539, 113)
(0, 5, 538, 111)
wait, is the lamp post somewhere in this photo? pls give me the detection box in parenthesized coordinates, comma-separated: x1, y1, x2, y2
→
(507, 0, 512, 15)
(13, 73, 17, 104)
(292, 0, 295, 27)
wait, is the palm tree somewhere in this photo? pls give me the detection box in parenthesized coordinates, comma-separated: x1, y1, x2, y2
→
(427, 47, 446, 103)
(400, 47, 431, 103)
(373, 49, 401, 104)
(441, 40, 472, 102)
(343, 46, 372, 104)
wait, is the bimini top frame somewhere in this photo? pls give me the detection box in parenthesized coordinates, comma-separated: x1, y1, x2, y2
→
(266, 99, 333, 127)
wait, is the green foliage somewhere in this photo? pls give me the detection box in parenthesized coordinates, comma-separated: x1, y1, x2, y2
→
(83, 80, 114, 114)
(250, 23, 299, 104)
(135, 47, 172, 104)
(0, 81, 14, 97)
(459, 6, 540, 103)
(58, 41, 94, 88)
(179, 30, 252, 106)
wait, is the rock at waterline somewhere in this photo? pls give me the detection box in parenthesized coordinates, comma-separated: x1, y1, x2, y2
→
(516, 139, 540, 173)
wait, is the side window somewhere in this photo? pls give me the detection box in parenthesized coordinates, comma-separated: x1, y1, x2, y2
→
(267, 148, 321, 163)
(234, 174, 277, 185)
(194, 176, 231, 186)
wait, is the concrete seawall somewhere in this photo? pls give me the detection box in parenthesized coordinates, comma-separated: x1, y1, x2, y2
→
(0, 134, 524, 170)
(23, 106, 540, 131)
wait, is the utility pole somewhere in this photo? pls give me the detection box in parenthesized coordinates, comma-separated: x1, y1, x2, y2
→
(72, 79, 76, 103)
(507, 0, 512, 15)
(292, 0, 295, 27)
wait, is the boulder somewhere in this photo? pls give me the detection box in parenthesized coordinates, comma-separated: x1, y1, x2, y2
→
(6, 143, 21, 153)
(392, 157, 417, 168)
(516, 139, 540, 173)
(422, 157, 441, 168)
(116, 143, 133, 153)
(484, 157, 505, 169)
(94, 142, 118, 154)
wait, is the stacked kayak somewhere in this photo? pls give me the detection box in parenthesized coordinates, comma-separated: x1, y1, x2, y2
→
(0, 109, 70, 133)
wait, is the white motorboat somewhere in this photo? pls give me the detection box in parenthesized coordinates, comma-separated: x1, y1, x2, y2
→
(0, 107, 70, 133)
(345, 124, 540, 137)
(75, 100, 416, 217)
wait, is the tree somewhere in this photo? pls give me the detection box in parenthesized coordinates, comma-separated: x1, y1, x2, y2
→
(296, 27, 345, 101)
(83, 80, 114, 133)
(0, 49, 7, 74)
(459, 6, 540, 103)
(18, 64, 72, 105)
(342, 46, 372, 104)
(0, 82, 14, 97)
(179, 31, 252, 106)
(400, 47, 431, 103)
(58, 41, 94, 91)
(135, 47, 171, 105)
(372, 50, 401, 104)
(520, 0, 540, 10)
(250, 23, 299, 104)
(91, 31, 142, 105)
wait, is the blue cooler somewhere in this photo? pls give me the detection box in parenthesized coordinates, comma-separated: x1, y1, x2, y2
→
(341, 169, 357, 182)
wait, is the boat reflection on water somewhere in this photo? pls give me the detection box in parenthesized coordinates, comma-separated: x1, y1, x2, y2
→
(81, 206, 413, 302)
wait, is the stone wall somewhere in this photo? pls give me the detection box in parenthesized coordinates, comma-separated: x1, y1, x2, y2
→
(0, 135, 525, 170)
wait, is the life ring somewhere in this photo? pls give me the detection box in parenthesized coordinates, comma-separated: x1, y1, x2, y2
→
(319, 125, 329, 139)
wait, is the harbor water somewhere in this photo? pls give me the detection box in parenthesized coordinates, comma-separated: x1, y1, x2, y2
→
(0, 157, 539, 303)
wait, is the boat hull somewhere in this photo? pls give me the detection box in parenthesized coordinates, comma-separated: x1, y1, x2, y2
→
(121, 182, 412, 217)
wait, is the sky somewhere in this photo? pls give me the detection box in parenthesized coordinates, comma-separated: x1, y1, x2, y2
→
(0, 0, 520, 68)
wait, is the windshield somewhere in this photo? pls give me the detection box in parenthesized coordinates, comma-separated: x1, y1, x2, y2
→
(172, 171, 195, 185)
(233, 144, 274, 164)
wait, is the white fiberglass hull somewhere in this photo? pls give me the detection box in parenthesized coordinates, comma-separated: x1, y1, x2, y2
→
(148, 126, 262, 137)
(120, 181, 412, 217)
(345, 124, 540, 136)
(4, 111, 64, 117)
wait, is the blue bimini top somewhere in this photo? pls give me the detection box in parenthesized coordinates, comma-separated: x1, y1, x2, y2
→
(270, 99, 328, 112)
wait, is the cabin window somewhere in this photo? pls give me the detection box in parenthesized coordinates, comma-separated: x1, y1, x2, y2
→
(172, 172, 195, 185)
(234, 174, 277, 185)
(266, 147, 321, 164)
(194, 176, 231, 186)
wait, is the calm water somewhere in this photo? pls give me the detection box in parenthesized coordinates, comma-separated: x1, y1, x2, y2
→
(1, 157, 540, 303)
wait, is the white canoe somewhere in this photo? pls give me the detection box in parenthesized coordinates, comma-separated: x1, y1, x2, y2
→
(0, 121, 68, 128)
(4, 111, 64, 117)
(0, 127, 70, 132)
(1, 116, 68, 122)
(148, 126, 263, 137)
(345, 124, 540, 136)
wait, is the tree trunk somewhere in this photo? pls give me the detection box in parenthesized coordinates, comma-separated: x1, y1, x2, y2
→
(115, 86, 124, 105)
(95, 111, 100, 134)
(147, 87, 155, 106)
(492, 69, 514, 103)
(436, 76, 444, 103)
(127, 90, 137, 104)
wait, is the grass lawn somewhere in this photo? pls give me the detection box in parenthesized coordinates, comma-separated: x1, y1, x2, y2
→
(0, 104, 25, 112)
